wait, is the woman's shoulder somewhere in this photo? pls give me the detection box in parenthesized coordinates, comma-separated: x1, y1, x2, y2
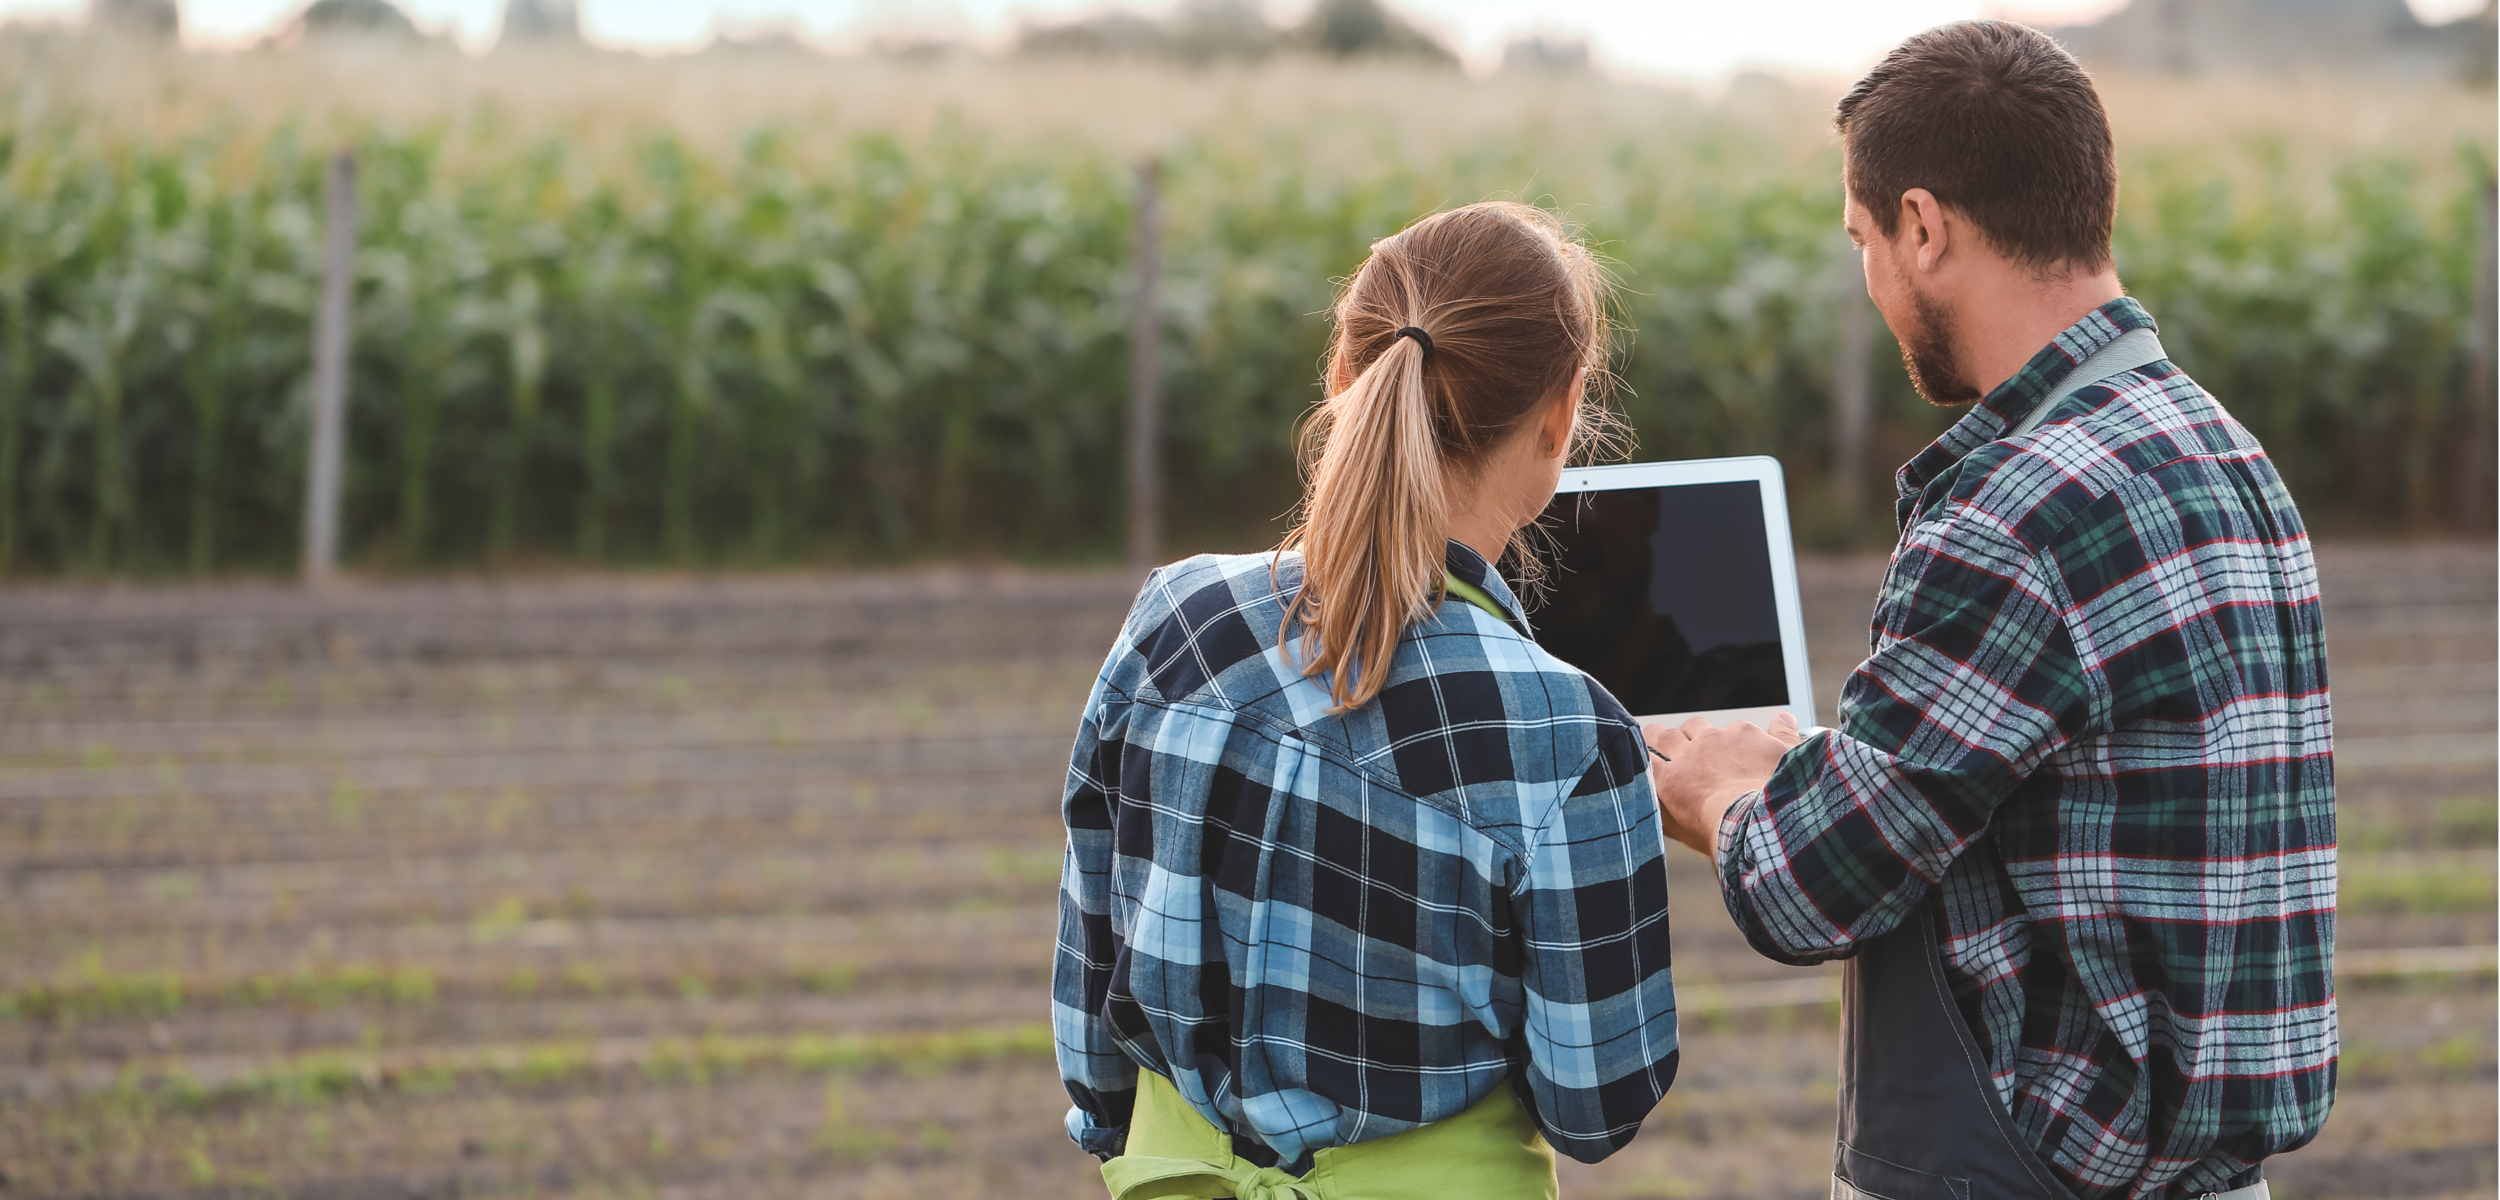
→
(1109, 549, 1630, 725)
(1377, 611, 1635, 745)
(1125, 551, 1297, 637)
(1104, 551, 1642, 828)
(1100, 552, 1299, 702)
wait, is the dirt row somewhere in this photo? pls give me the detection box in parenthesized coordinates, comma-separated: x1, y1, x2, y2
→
(7, 986, 2488, 1200)
(1, 541, 2491, 1197)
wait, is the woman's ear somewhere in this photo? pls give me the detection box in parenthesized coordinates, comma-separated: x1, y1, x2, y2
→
(1539, 367, 1586, 458)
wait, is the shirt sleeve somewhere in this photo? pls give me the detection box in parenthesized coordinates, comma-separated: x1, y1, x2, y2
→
(1053, 675, 1136, 1159)
(1512, 715, 1680, 1164)
(1716, 512, 2104, 965)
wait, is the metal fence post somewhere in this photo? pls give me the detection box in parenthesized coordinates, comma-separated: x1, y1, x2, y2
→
(303, 151, 357, 584)
(1126, 156, 1163, 570)
(1832, 247, 1874, 513)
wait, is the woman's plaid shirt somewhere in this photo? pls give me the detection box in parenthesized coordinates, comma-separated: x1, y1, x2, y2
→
(1717, 299, 2335, 1199)
(1054, 543, 1678, 1168)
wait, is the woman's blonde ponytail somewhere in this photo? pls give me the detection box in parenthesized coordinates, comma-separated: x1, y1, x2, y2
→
(1281, 332, 1446, 711)
(1279, 202, 1617, 713)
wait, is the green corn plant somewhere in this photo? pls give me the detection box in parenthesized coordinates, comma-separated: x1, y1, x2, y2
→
(490, 272, 546, 558)
(664, 294, 712, 566)
(0, 119, 90, 572)
(565, 221, 631, 561)
(638, 134, 721, 565)
(155, 166, 255, 574)
(362, 160, 489, 566)
(810, 257, 909, 550)
(42, 181, 156, 574)
(695, 286, 803, 561)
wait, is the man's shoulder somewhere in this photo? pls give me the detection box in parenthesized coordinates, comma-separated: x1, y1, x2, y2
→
(1936, 363, 2275, 554)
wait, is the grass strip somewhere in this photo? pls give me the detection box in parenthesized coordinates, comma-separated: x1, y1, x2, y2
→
(2339, 862, 2498, 915)
(1, 958, 868, 1022)
(48, 1024, 1054, 1117)
(2, 962, 437, 1022)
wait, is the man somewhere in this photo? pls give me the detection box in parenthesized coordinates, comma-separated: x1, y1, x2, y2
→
(1648, 21, 2334, 1200)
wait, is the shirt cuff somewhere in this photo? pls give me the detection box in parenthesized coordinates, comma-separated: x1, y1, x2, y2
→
(1714, 788, 1765, 875)
(1066, 1104, 1130, 1160)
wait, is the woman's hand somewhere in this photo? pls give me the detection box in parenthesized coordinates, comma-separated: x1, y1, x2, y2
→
(1645, 712, 1803, 858)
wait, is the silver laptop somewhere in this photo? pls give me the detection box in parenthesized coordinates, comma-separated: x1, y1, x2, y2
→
(1529, 457, 1817, 731)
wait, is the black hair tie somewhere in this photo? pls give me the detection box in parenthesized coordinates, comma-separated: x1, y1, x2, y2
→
(1393, 326, 1434, 359)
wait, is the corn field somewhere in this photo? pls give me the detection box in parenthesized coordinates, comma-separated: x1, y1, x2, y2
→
(0, 43, 2490, 574)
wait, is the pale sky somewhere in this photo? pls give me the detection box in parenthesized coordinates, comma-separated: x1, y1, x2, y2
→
(16, 0, 2494, 80)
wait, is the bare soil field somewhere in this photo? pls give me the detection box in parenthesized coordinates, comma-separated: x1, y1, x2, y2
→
(1, 542, 2490, 1199)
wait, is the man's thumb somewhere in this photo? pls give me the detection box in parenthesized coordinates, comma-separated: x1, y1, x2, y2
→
(1770, 710, 1800, 740)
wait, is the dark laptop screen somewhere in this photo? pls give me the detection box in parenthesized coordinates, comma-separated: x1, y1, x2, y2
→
(1528, 481, 1789, 716)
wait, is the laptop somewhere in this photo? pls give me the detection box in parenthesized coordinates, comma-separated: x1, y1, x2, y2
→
(1527, 456, 1818, 731)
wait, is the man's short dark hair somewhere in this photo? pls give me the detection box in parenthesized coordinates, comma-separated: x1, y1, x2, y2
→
(1836, 20, 2115, 274)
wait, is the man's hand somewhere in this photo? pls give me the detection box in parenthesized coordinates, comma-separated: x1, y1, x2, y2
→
(1646, 713, 1804, 858)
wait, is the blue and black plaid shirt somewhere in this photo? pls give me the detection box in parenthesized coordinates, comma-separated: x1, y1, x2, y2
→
(1053, 543, 1678, 1167)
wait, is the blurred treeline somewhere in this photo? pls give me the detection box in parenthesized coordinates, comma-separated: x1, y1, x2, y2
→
(0, 45, 2490, 574)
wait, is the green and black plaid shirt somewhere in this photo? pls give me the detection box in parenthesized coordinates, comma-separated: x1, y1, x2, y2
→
(1718, 299, 2335, 1198)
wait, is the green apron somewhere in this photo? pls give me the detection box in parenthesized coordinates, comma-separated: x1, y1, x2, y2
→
(1102, 1070, 1559, 1200)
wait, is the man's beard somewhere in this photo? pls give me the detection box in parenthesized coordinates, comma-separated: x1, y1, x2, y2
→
(1900, 287, 1981, 406)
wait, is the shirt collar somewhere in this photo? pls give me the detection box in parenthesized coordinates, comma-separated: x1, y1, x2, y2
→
(1895, 296, 2158, 521)
(1443, 539, 1528, 632)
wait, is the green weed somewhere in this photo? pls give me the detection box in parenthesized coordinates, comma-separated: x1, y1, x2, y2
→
(817, 1082, 898, 1160)
(183, 1133, 215, 1186)
(798, 961, 859, 996)
(143, 872, 199, 901)
(471, 896, 532, 942)
(2419, 1033, 2490, 1080)
(983, 846, 1063, 886)
(2435, 797, 2498, 843)
(562, 963, 609, 997)
(329, 779, 367, 826)
(913, 1120, 959, 1154)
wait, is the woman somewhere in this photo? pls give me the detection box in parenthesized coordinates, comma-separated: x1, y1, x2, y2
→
(1053, 202, 1678, 1198)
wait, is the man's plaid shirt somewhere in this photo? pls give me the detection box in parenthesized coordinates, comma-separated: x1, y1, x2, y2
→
(1718, 298, 2335, 1198)
(1054, 543, 1678, 1168)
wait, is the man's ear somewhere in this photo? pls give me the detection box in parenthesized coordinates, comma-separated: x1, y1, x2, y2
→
(1899, 187, 1951, 274)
